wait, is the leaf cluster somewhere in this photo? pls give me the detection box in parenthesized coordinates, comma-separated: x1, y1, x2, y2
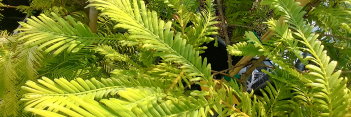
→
(0, 0, 350, 116)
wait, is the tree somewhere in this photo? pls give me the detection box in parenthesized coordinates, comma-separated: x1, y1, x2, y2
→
(0, 0, 350, 116)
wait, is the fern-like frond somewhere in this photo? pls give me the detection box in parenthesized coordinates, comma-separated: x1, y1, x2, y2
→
(100, 94, 210, 116)
(22, 76, 212, 116)
(227, 42, 261, 56)
(0, 56, 20, 116)
(262, 0, 350, 116)
(36, 50, 103, 79)
(307, 1, 351, 41)
(0, 31, 42, 116)
(258, 81, 296, 116)
(17, 13, 119, 55)
(89, 0, 212, 81)
(94, 45, 137, 66)
(225, 80, 265, 117)
(148, 62, 193, 89)
(186, 0, 219, 50)
(310, 6, 351, 31)
(17, 46, 43, 80)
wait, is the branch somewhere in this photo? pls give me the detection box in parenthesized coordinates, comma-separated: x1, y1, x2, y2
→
(240, 56, 267, 80)
(211, 70, 231, 77)
(216, 0, 233, 69)
(0, 5, 17, 8)
(239, 56, 267, 91)
(89, 6, 98, 33)
(342, 70, 351, 74)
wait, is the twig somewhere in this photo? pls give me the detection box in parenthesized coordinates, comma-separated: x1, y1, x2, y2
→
(0, 5, 17, 8)
(216, 0, 233, 69)
(240, 56, 266, 80)
(221, 100, 250, 117)
(167, 71, 184, 92)
(229, 56, 254, 76)
(211, 68, 230, 74)
(211, 70, 231, 77)
(342, 70, 351, 74)
(211, 62, 252, 77)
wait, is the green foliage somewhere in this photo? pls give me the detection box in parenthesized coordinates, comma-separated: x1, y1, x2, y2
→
(37, 51, 104, 79)
(10, 0, 216, 116)
(17, 0, 87, 20)
(228, 0, 351, 116)
(94, 45, 131, 62)
(162, 0, 219, 52)
(308, 0, 351, 36)
(18, 13, 121, 56)
(184, 0, 219, 51)
(0, 30, 43, 116)
(0, 42, 20, 116)
(22, 75, 212, 116)
(227, 32, 263, 56)
(144, 0, 175, 19)
(224, 0, 272, 42)
(0, 0, 350, 116)
(306, 0, 351, 78)
(88, 0, 212, 80)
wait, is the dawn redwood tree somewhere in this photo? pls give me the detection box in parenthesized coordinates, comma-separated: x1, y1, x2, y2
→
(0, 0, 350, 116)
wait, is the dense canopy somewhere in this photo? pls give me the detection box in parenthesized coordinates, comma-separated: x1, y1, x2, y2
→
(0, 0, 350, 116)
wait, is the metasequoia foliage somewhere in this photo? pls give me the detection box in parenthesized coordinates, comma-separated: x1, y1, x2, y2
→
(0, 0, 350, 116)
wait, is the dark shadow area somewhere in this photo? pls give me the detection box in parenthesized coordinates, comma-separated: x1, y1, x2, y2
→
(200, 38, 242, 73)
(0, 0, 29, 31)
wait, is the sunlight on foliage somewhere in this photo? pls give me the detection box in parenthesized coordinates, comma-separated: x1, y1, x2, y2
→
(0, 0, 350, 116)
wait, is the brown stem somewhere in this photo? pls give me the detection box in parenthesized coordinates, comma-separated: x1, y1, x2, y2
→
(216, 0, 233, 69)
(241, 56, 267, 80)
(89, 6, 98, 33)
(211, 70, 231, 77)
